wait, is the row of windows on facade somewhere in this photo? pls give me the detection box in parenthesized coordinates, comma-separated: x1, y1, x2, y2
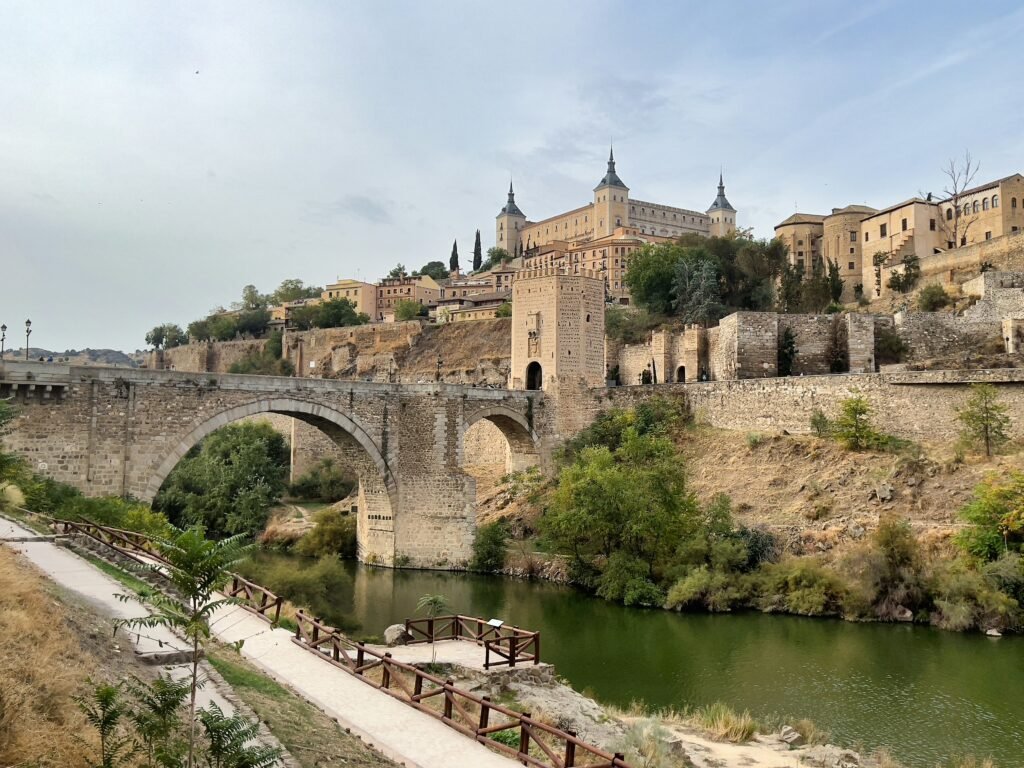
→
(945, 195, 1013, 219)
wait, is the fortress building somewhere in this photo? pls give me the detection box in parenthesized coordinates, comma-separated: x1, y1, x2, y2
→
(497, 149, 738, 303)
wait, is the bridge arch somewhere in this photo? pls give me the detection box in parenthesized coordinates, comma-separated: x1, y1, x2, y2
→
(144, 397, 394, 502)
(462, 404, 540, 476)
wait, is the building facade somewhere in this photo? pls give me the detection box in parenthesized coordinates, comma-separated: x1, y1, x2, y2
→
(498, 149, 738, 303)
(374, 275, 440, 321)
(322, 279, 377, 316)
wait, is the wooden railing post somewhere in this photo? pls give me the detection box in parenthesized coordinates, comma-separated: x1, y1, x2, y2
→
(533, 633, 540, 665)
(413, 673, 423, 699)
(564, 730, 577, 768)
(478, 695, 490, 732)
(428, 617, 434, 643)
(356, 645, 365, 674)
(510, 636, 517, 668)
(382, 653, 392, 689)
(519, 713, 531, 765)
(443, 679, 454, 720)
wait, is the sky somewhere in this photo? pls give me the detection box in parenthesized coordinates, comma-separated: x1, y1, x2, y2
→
(2, 1, 1024, 353)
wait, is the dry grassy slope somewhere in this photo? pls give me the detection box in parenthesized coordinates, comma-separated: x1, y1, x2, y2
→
(680, 427, 1014, 558)
(399, 318, 511, 382)
(476, 427, 1017, 561)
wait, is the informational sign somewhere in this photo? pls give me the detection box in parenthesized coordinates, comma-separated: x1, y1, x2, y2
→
(487, 618, 504, 628)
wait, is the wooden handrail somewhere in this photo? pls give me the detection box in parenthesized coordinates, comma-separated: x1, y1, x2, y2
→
(293, 610, 627, 768)
(404, 614, 541, 667)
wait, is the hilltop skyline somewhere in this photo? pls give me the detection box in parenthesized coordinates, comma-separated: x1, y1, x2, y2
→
(3, 0, 1024, 351)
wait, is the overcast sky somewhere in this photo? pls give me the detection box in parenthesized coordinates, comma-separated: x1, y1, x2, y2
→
(3, 1, 1023, 352)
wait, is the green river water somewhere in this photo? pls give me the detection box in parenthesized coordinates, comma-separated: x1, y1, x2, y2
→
(243, 553, 1024, 766)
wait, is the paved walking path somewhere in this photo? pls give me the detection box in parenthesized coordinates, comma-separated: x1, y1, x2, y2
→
(1, 518, 517, 768)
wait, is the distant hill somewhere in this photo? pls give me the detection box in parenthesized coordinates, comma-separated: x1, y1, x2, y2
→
(4, 348, 144, 367)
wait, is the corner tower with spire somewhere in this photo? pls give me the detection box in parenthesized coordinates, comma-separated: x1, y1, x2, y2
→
(495, 179, 527, 258)
(707, 171, 737, 237)
(593, 145, 630, 238)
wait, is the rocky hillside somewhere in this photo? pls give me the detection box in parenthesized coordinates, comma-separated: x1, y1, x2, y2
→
(479, 426, 1010, 559)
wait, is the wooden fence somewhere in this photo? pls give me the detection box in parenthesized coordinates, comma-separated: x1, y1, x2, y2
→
(404, 614, 541, 668)
(294, 611, 629, 768)
(51, 518, 282, 624)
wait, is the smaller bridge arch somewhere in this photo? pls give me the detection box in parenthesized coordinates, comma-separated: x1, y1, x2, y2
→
(462, 403, 540, 474)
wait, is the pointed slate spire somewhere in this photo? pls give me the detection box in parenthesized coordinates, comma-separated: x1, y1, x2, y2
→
(499, 177, 525, 217)
(595, 143, 627, 190)
(708, 170, 735, 212)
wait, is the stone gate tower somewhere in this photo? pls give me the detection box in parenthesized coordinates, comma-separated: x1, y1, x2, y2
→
(510, 268, 606, 392)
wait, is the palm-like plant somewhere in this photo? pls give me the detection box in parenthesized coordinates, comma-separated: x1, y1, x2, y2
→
(416, 593, 449, 664)
(75, 682, 137, 768)
(197, 703, 282, 768)
(125, 674, 190, 767)
(115, 526, 251, 768)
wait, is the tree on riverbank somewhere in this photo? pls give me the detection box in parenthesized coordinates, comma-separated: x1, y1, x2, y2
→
(154, 422, 289, 538)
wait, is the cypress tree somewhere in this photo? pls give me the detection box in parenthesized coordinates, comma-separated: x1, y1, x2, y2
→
(473, 230, 482, 272)
(450, 239, 459, 272)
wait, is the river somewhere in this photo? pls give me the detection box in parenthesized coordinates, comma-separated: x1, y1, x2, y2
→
(240, 552, 1024, 766)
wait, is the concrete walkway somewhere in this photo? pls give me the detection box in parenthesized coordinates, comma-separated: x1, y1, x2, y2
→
(1, 518, 517, 768)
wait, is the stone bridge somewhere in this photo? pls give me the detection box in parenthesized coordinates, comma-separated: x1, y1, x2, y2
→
(0, 362, 546, 568)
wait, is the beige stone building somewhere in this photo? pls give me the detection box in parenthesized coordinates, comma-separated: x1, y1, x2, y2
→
(322, 279, 376, 316)
(374, 275, 440, 321)
(496, 149, 737, 302)
(773, 213, 826, 275)
(510, 268, 606, 391)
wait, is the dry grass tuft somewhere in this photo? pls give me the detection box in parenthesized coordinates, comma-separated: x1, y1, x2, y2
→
(0, 547, 96, 767)
(689, 702, 759, 743)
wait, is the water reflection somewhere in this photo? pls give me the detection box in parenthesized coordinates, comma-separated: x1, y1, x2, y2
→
(242, 553, 1024, 766)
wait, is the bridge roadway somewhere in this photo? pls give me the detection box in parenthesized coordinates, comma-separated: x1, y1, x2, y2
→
(1, 361, 545, 568)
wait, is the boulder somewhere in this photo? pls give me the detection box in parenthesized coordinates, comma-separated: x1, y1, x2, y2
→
(780, 725, 805, 747)
(875, 482, 894, 502)
(894, 605, 914, 622)
(384, 623, 412, 647)
(986, 628, 1003, 637)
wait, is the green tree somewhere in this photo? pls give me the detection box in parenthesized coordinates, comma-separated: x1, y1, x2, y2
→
(472, 229, 482, 272)
(394, 299, 423, 322)
(289, 298, 369, 330)
(826, 259, 844, 303)
(207, 314, 239, 342)
(146, 324, 185, 350)
(416, 593, 450, 663)
(887, 254, 921, 294)
(470, 522, 508, 573)
(236, 285, 269, 312)
(957, 383, 1011, 458)
(125, 674, 189, 767)
(777, 264, 804, 314)
(115, 527, 252, 768)
(478, 247, 510, 273)
(227, 331, 294, 376)
(957, 473, 1024, 560)
(154, 422, 290, 538)
(624, 243, 684, 315)
(415, 261, 449, 281)
(494, 302, 512, 318)
(831, 396, 881, 451)
(672, 258, 724, 326)
(186, 319, 211, 342)
(777, 328, 797, 377)
(387, 264, 407, 279)
(449, 239, 459, 272)
(234, 309, 271, 338)
(270, 278, 322, 305)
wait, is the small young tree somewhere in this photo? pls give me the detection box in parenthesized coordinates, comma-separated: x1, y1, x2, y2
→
(941, 151, 980, 249)
(115, 528, 251, 768)
(957, 383, 1011, 458)
(832, 395, 880, 450)
(416, 593, 450, 664)
(472, 229, 482, 272)
(826, 259, 844, 303)
(76, 682, 137, 768)
(917, 283, 951, 312)
(394, 299, 423, 322)
(198, 703, 281, 768)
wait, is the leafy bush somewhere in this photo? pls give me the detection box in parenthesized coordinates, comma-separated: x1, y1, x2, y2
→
(843, 516, 930, 621)
(470, 522, 508, 573)
(597, 553, 665, 607)
(604, 306, 668, 344)
(665, 565, 751, 612)
(957, 473, 1024, 560)
(295, 510, 357, 558)
(289, 459, 354, 503)
(929, 562, 1019, 632)
(918, 283, 951, 311)
(227, 331, 294, 376)
(61, 495, 173, 539)
(875, 326, 906, 365)
(746, 433, 764, 449)
(756, 558, 848, 616)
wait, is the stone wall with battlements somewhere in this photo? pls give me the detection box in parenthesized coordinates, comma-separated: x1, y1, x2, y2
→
(152, 339, 268, 374)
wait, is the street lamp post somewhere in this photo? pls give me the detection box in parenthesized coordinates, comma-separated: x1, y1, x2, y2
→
(1, 324, 6, 358)
(24, 319, 31, 360)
